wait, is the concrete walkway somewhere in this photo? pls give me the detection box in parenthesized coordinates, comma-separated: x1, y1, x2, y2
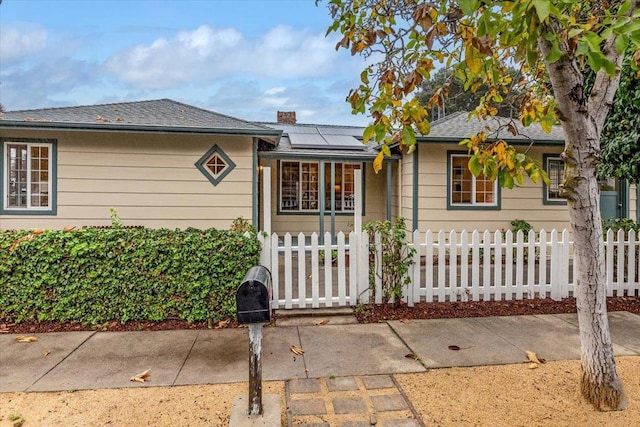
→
(2, 311, 639, 393)
(2, 312, 639, 425)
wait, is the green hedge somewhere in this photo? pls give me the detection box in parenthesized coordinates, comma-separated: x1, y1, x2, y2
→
(0, 227, 261, 324)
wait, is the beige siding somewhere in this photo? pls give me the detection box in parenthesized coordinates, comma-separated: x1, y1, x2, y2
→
(399, 149, 414, 226)
(390, 160, 401, 221)
(630, 184, 638, 221)
(268, 159, 388, 235)
(413, 143, 570, 232)
(1, 129, 254, 230)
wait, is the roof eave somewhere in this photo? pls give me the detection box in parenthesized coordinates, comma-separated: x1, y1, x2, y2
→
(258, 151, 398, 161)
(0, 120, 283, 138)
(415, 136, 565, 146)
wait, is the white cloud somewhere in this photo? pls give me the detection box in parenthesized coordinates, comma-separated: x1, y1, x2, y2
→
(105, 24, 358, 89)
(0, 24, 47, 63)
(176, 25, 242, 55)
(264, 86, 286, 96)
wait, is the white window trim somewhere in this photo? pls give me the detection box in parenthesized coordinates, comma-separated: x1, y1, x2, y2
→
(449, 154, 498, 207)
(3, 141, 53, 211)
(279, 160, 361, 213)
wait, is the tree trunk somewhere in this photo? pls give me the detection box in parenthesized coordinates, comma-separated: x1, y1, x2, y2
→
(564, 122, 627, 411)
(539, 28, 627, 410)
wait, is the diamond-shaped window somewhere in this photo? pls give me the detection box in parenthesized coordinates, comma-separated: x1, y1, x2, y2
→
(195, 145, 236, 186)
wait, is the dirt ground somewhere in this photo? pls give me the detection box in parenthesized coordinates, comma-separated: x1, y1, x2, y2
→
(1, 357, 637, 426)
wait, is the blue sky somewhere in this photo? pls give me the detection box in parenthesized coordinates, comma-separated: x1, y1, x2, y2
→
(0, 0, 372, 125)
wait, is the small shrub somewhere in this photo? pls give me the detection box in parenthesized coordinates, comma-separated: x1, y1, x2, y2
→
(510, 219, 532, 236)
(602, 218, 640, 235)
(363, 217, 415, 305)
(230, 216, 257, 234)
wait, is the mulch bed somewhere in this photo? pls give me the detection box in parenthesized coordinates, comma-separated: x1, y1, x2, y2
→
(2, 296, 638, 334)
(354, 296, 640, 323)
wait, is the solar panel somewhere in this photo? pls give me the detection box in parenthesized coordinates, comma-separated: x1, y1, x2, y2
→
(276, 124, 319, 134)
(317, 126, 364, 137)
(321, 134, 366, 150)
(288, 132, 328, 148)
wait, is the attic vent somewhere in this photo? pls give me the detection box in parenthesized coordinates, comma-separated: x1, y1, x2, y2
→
(195, 145, 236, 186)
(206, 154, 227, 177)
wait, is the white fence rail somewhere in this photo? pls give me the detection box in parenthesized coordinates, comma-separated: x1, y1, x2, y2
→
(259, 229, 640, 309)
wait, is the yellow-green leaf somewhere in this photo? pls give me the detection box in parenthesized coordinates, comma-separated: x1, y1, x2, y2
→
(416, 120, 430, 136)
(363, 125, 376, 143)
(468, 155, 482, 177)
(402, 126, 416, 146)
(373, 151, 384, 174)
(532, 0, 550, 22)
(458, 0, 477, 16)
(540, 118, 553, 134)
(614, 35, 628, 55)
(465, 47, 483, 74)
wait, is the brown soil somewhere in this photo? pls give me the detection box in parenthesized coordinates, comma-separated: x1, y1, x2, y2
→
(1, 296, 638, 334)
(1, 359, 638, 426)
(355, 296, 640, 323)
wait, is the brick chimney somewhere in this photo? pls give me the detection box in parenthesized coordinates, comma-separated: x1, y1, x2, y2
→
(277, 111, 296, 124)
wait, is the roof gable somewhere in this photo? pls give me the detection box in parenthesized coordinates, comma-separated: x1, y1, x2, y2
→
(423, 111, 565, 144)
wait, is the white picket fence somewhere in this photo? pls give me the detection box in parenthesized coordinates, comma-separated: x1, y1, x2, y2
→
(259, 229, 640, 309)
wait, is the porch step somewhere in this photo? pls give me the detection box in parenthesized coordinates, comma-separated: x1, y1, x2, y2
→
(274, 307, 358, 326)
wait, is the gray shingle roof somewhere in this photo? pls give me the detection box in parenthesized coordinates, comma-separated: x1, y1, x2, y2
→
(422, 111, 565, 144)
(0, 99, 279, 136)
(258, 122, 380, 160)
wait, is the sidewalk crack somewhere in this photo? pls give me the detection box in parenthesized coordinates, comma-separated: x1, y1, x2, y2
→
(385, 321, 428, 371)
(26, 330, 97, 392)
(172, 330, 199, 386)
(296, 326, 309, 378)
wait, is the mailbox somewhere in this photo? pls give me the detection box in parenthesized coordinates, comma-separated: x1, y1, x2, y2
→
(236, 265, 272, 324)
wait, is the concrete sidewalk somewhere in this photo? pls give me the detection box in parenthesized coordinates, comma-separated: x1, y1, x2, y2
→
(2, 311, 639, 394)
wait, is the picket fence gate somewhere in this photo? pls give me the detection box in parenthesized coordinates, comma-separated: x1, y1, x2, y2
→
(258, 229, 640, 310)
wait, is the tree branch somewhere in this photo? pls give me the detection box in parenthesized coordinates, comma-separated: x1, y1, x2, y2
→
(587, 0, 639, 131)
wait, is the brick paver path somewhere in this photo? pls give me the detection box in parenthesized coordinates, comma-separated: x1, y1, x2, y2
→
(286, 375, 423, 426)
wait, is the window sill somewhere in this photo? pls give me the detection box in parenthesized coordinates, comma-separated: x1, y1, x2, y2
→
(447, 204, 500, 211)
(0, 208, 57, 216)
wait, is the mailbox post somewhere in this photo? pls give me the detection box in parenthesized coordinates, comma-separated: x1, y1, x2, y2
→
(236, 265, 272, 416)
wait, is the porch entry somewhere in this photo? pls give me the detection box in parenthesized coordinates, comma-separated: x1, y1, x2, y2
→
(261, 166, 365, 244)
(600, 178, 628, 220)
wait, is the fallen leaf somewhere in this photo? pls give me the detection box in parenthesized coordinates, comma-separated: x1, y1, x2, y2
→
(16, 336, 38, 343)
(315, 319, 329, 325)
(526, 350, 544, 364)
(130, 369, 151, 383)
(448, 344, 474, 350)
(216, 319, 229, 329)
(400, 318, 410, 324)
(290, 345, 304, 355)
(528, 362, 539, 369)
(43, 350, 51, 357)
(405, 353, 419, 361)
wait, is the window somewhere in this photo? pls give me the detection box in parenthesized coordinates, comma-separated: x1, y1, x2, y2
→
(448, 153, 499, 209)
(279, 161, 361, 212)
(2, 140, 56, 214)
(543, 155, 566, 204)
(195, 145, 236, 186)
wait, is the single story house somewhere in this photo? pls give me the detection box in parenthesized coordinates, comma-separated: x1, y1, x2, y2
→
(1, 99, 636, 234)
(0, 99, 280, 230)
